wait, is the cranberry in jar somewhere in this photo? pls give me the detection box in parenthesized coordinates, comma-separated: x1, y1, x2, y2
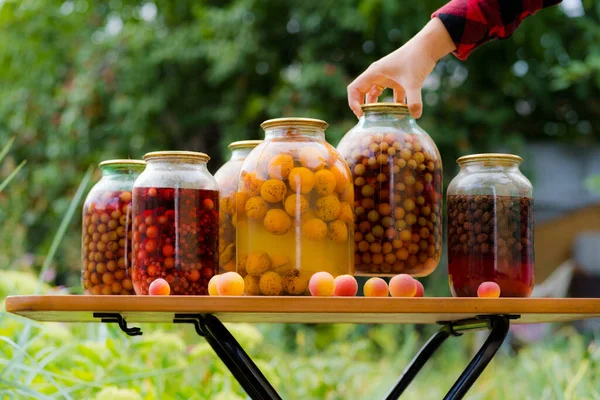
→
(132, 151, 219, 295)
(81, 159, 145, 295)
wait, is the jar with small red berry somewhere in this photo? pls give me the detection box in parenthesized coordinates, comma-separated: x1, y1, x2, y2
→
(214, 140, 262, 274)
(131, 151, 219, 295)
(82, 159, 146, 295)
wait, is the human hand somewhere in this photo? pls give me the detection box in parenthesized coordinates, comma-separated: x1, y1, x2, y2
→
(347, 18, 456, 119)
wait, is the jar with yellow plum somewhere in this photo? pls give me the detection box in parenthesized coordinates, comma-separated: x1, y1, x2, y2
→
(337, 103, 443, 277)
(214, 140, 262, 273)
(236, 118, 354, 296)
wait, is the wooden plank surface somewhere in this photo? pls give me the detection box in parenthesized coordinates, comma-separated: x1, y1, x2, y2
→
(5, 296, 600, 325)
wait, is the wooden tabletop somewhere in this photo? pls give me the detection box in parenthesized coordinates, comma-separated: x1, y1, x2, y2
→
(5, 295, 600, 325)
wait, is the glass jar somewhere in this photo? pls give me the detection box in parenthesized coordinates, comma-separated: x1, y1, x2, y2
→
(81, 159, 146, 295)
(337, 103, 443, 277)
(236, 118, 354, 295)
(131, 151, 219, 295)
(446, 153, 534, 297)
(214, 140, 262, 274)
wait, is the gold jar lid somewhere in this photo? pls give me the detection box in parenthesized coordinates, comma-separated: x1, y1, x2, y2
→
(457, 153, 523, 165)
(228, 140, 263, 150)
(260, 117, 328, 131)
(98, 159, 146, 168)
(143, 151, 210, 163)
(361, 102, 409, 114)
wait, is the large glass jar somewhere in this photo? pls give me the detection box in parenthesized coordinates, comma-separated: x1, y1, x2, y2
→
(131, 151, 219, 295)
(447, 153, 534, 297)
(337, 103, 443, 277)
(81, 159, 146, 295)
(236, 118, 354, 296)
(214, 140, 262, 274)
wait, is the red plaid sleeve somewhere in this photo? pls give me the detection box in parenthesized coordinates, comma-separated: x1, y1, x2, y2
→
(431, 0, 562, 60)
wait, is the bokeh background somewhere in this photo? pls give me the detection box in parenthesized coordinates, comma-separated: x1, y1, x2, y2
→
(1, 0, 599, 398)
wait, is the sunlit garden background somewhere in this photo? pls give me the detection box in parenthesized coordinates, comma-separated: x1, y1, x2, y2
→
(1, 0, 599, 398)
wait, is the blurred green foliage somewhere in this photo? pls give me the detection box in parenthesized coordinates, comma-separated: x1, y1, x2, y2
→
(1, 0, 599, 282)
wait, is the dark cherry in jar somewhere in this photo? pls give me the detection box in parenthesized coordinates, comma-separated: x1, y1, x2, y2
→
(447, 194, 534, 297)
(131, 187, 219, 295)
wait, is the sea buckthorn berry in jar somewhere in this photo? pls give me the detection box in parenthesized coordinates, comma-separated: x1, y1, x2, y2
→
(214, 140, 262, 274)
(447, 154, 534, 297)
(81, 159, 146, 295)
(132, 151, 219, 295)
(337, 103, 443, 277)
(236, 118, 354, 295)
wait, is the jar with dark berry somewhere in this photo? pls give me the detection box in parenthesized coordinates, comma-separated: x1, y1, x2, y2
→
(337, 103, 443, 277)
(214, 140, 262, 274)
(132, 151, 219, 295)
(82, 159, 146, 295)
(447, 154, 534, 297)
(236, 118, 354, 295)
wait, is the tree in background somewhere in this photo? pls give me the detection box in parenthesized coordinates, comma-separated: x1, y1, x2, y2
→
(0, 0, 598, 285)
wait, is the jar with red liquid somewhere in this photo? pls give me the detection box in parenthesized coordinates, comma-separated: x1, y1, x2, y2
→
(82, 159, 146, 295)
(447, 154, 534, 297)
(337, 103, 443, 277)
(214, 140, 262, 274)
(132, 151, 219, 295)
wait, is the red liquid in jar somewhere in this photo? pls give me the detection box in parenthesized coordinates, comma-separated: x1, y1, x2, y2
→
(132, 187, 219, 295)
(447, 195, 534, 297)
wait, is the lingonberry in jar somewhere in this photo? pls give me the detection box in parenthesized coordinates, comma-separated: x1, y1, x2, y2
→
(447, 154, 534, 297)
(236, 118, 354, 295)
(132, 151, 219, 296)
(337, 103, 443, 277)
(81, 159, 145, 295)
(214, 141, 262, 274)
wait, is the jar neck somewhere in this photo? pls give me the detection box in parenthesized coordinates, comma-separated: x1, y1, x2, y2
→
(459, 160, 521, 173)
(363, 110, 413, 123)
(145, 159, 209, 172)
(230, 148, 254, 161)
(100, 165, 144, 177)
(264, 126, 325, 140)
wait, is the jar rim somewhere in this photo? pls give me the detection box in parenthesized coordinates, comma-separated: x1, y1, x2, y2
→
(361, 102, 409, 114)
(143, 151, 210, 163)
(457, 153, 523, 165)
(98, 159, 146, 168)
(228, 140, 263, 150)
(260, 117, 328, 131)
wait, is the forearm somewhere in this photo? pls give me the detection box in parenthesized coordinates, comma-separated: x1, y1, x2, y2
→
(432, 0, 563, 60)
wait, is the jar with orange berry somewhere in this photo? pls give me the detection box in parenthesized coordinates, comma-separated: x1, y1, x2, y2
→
(81, 159, 146, 295)
(337, 103, 443, 277)
(214, 140, 262, 273)
(236, 118, 354, 296)
(131, 151, 219, 295)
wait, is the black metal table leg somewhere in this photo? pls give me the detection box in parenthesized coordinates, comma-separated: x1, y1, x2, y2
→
(174, 314, 282, 400)
(386, 315, 515, 400)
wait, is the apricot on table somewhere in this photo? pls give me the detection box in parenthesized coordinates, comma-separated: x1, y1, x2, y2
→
(264, 209, 292, 235)
(316, 195, 341, 221)
(259, 271, 283, 295)
(314, 169, 336, 196)
(477, 281, 501, 298)
(414, 280, 425, 297)
(268, 154, 295, 180)
(333, 274, 358, 296)
(260, 179, 287, 203)
(327, 220, 349, 243)
(288, 167, 315, 194)
(308, 271, 335, 296)
(363, 277, 388, 297)
(216, 272, 245, 296)
(245, 196, 268, 220)
(208, 275, 220, 296)
(389, 274, 417, 297)
(245, 251, 272, 276)
(244, 275, 261, 295)
(149, 278, 171, 296)
(302, 218, 328, 241)
(284, 193, 309, 217)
